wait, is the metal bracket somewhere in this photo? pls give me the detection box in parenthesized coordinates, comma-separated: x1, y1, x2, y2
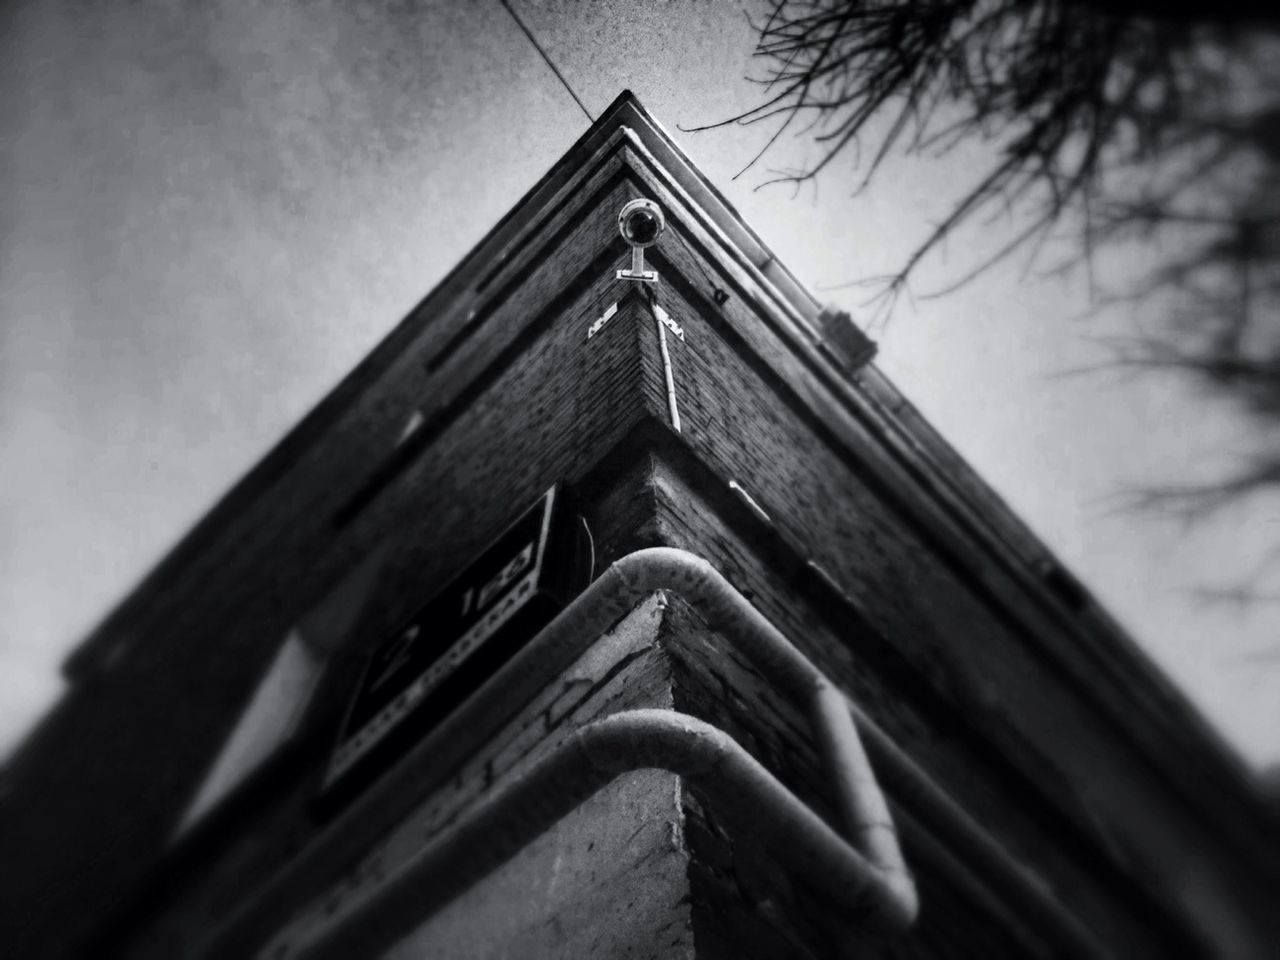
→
(654, 304, 684, 341)
(728, 480, 771, 525)
(616, 246, 658, 284)
(395, 409, 426, 447)
(586, 302, 619, 340)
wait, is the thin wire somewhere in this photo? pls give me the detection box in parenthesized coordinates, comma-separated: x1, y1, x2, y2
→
(497, 0, 593, 123)
(580, 515, 596, 581)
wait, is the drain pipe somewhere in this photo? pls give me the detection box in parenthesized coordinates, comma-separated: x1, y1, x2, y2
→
(261, 710, 905, 960)
(206, 547, 1103, 959)
(608, 549, 918, 916)
(552, 547, 1104, 957)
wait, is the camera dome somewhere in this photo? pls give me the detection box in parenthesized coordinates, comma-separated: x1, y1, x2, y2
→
(624, 208, 660, 245)
(618, 199, 665, 248)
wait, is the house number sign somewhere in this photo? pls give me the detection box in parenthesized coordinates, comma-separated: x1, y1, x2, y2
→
(322, 486, 583, 798)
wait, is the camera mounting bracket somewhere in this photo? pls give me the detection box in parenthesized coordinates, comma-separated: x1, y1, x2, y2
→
(616, 246, 658, 284)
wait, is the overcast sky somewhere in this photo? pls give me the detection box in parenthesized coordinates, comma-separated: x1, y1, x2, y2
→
(2, 0, 1277, 772)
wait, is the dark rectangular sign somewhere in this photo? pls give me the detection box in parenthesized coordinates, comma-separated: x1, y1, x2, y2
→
(322, 486, 584, 797)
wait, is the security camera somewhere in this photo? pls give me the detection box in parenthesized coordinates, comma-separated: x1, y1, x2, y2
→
(617, 199, 664, 283)
(618, 199, 665, 248)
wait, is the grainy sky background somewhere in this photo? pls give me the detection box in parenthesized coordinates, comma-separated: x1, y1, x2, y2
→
(2, 0, 1277, 772)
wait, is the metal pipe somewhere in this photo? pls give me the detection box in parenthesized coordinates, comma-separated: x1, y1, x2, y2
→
(263, 710, 906, 960)
(580, 548, 1102, 956)
(205, 548, 1104, 959)
(655, 310, 682, 433)
(812, 683, 906, 882)
(604, 549, 1104, 957)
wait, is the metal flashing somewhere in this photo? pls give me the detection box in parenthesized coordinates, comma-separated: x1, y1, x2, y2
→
(653, 304, 684, 341)
(586, 302, 619, 339)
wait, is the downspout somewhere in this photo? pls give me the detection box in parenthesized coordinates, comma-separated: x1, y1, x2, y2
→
(263, 710, 907, 960)
(205, 548, 1105, 959)
(603, 548, 1106, 958)
(654, 308, 682, 433)
(608, 549, 915, 912)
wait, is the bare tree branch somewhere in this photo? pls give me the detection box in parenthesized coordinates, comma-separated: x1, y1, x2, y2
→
(696, 1, 1279, 306)
(689, 0, 1280, 598)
